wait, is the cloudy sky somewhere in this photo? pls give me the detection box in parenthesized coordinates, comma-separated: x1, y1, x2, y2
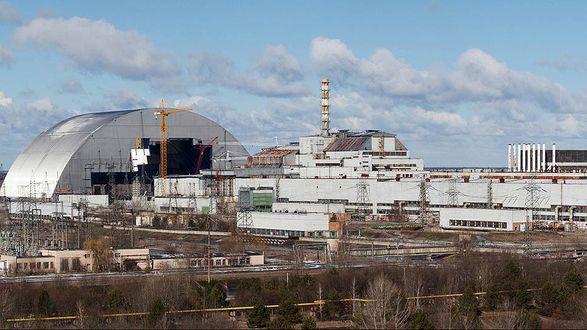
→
(1, 1, 587, 169)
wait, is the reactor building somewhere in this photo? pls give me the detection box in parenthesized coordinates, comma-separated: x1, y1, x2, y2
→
(1, 108, 249, 198)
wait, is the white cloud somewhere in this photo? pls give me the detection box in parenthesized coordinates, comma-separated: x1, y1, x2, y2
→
(190, 45, 308, 97)
(256, 45, 303, 81)
(539, 53, 587, 72)
(0, 1, 20, 24)
(310, 37, 580, 112)
(172, 95, 317, 151)
(28, 98, 54, 112)
(0, 96, 80, 166)
(0, 91, 11, 107)
(58, 79, 84, 94)
(14, 17, 179, 80)
(107, 90, 149, 109)
(413, 108, 467, 128)
(554, 115, 583, 136)
(189, 53, 234, 84)
(310, 37, 358, 81)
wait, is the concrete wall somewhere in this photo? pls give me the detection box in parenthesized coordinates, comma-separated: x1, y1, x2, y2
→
(272, 202, 344, 214)
(153, 196, 211, 214)
(10, 201, 81, 219)
(241, 212, 330, 232)
(0, 255, 55, 274)
(235, 177, 587, 211)
(148, 253, 264, 270)
(58, 194, 109, 207)
(154, 177, 206, 197)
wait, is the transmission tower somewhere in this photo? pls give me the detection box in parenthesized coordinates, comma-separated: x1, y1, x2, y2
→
(237, 188, 254, 235)
(487, 180, 493, 208)
(418, 177, 431, 224)
(447, 178, 459, 206)
(523, 179, 542, 252)
(356, 180, 370, 215)
(237, 211, 253, 235)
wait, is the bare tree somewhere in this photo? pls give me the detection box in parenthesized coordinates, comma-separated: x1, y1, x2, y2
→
(83, 238, 113, 272)
(355, 274, 411, 329)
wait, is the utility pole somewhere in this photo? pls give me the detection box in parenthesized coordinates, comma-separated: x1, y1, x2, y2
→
(207, 214, 211, 283)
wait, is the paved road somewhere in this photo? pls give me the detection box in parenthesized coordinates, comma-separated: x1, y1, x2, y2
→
(0, 264, 320, 284)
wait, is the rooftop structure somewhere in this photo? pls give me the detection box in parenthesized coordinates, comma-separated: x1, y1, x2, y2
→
(508, 143, 587, 173)
(243, 80, 424, 179)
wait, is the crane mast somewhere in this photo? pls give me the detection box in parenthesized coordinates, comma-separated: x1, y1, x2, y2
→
(154, 101, 189, 195)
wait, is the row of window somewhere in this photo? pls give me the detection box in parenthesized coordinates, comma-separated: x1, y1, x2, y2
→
(449, 219, 507, 229)
(189, 258, 251, 267)
(16, 261, 54, 270)
(249, 228, 338, 239)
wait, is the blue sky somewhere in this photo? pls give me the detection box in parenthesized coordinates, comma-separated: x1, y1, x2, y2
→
(2, 1, 587, 169)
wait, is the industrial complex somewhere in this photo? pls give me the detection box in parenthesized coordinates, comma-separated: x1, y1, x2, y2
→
(2, 79, 587, 274)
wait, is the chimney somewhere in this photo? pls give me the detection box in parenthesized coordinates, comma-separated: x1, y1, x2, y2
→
(321, 79, 330, 137)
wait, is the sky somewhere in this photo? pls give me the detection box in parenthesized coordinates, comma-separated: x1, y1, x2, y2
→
(2, 1, 587, 169)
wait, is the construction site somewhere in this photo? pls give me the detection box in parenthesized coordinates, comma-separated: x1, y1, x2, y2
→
(1, 80, 587, 328)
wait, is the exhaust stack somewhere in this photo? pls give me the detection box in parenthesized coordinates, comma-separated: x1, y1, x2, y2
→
(321, 79, 330, 137)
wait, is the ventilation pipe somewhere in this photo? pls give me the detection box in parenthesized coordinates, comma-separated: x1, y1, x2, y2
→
(531, 144, 536, 172)
(321, 79, 330, 137)
(508, 144, 512, 171)
(552, 143, 557, 172)
(516, 143, 522, 172)
(522, 143, 526, 172)
(542, 143, 546, 172)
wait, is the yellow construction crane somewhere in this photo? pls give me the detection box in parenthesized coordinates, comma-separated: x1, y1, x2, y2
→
(154, 100, 189, 180)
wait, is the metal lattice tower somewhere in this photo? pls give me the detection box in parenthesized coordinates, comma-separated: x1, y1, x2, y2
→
(487, 180, 493, 208)
(275, 177, 281, 202)
(237, 188, 254, 239)
(447, 178, 459, 206)
(523, 179, 542, 252)
(418, 177, 431, 224)
(237, 211, 253, 234)
(356, 180, 370, 215)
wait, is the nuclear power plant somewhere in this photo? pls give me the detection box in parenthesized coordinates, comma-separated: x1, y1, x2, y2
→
(2, 79, 587, 266)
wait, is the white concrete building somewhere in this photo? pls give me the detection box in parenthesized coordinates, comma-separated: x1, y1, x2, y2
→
(439, 208, 527, 231)
(238, 212, 337, 238)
